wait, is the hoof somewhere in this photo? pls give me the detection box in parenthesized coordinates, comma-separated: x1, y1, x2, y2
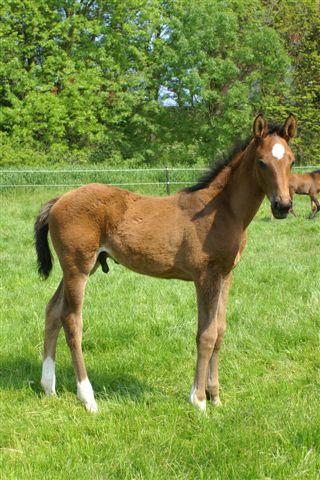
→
(211, 395, 222, 406)
(83, 399, 98, 413)
(77, 378, 97, 413)
(41, 381, 56, 396)
(190, 386, 206, 412)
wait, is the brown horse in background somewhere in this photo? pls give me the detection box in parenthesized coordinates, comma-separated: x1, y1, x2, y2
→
(289, 170, 320, 218)
(35, 115, 297, 413)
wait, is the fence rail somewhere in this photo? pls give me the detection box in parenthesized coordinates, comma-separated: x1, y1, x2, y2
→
(0, 165, 317, 174)
(0, 167, 205, 173)
(1, 165, 319, 194)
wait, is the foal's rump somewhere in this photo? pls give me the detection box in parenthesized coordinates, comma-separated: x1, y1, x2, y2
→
(34, 184, 125, 278)
(44, 183, 131, 276)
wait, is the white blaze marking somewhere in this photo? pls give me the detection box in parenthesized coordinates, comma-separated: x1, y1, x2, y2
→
(77, 377, 98, 413)
(272, 143, 285, 160)
(41, 357, 56, 395)
(190, 385, 206, 412)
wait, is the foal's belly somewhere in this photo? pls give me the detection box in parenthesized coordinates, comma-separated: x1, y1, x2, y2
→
(296, 186, 309, 194)
(104, 241, 193, 281)
(103, 208, 195, 280)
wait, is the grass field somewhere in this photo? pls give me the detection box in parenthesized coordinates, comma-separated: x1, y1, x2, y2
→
(0, 187, 319, 479)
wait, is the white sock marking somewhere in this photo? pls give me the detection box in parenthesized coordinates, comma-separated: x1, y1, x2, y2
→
(77, 377, 98, 413)
(41, 357, 56, 395)
(190, 385, 206, 412)
(272, 143, 285, 160)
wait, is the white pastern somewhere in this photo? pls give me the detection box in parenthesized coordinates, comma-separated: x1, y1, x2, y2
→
(77, 378, 98, 413)
(41, 357, 56, 395)
(272, 143, 285, 160)
(190, 385, 206, 412)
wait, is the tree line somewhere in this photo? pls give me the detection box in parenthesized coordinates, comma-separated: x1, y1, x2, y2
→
(0, 0, 319, 166)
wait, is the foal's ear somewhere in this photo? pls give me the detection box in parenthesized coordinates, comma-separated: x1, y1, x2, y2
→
(253, 114, 268, 141)
(283, 114, 297, 141)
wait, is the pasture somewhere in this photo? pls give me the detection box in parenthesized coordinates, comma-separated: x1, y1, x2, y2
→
(0, 187, 319, 479)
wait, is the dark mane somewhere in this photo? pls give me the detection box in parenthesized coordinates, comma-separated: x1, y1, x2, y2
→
(311, 169, 320, 174)
(186, 123, 285, 193)
(185, 138, 250, 192)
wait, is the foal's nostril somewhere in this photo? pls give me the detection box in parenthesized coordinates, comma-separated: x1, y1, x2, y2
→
(272, 199, 291, 217)
(279, 203, 291, 213)
(273, 200, 291, 212)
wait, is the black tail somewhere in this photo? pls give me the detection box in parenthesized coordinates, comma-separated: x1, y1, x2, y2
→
(34, 197, 60, 279)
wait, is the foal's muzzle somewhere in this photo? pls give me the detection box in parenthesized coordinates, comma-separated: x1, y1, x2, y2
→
(271, 200, 292, 219)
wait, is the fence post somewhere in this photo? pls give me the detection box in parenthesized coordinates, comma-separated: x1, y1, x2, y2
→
(165, 166, 170, 195)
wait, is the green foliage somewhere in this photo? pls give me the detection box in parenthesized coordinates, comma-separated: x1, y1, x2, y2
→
(0, 0, 318, 166)
(160, 0, 291, 158)
(264, 0, 320, 163)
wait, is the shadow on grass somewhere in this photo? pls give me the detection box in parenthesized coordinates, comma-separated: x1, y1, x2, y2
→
(0, 355, 153, 402)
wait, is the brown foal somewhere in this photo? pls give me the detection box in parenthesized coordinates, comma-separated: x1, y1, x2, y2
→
(289, 170, 320, 218)
(35, 114, 296, 413)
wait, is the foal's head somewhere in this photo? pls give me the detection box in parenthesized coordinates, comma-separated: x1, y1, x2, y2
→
(252, 114, 297, 219)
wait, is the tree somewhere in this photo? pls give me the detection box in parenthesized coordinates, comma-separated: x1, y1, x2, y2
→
(1, 0, 317, 166)
(263, 0, 320, 163)
(157, 0, 291, 160)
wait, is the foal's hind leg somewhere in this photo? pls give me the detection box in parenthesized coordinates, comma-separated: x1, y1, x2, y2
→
(41, 280, 63, 395)
(61, 272, 97, 413)
(206, 275, 232, 406)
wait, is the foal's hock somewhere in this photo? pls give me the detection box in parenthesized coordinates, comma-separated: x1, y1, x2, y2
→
(35, 115, 297, 412)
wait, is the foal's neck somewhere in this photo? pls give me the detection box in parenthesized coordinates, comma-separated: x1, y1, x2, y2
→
(225, 144, 265, 228)
(200, 142, 265, 230)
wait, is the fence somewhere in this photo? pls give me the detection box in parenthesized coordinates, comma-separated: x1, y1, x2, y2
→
(0, 165, 319, 195)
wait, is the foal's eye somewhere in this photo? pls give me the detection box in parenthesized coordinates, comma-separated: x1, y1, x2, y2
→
(257, 159, 267, 170)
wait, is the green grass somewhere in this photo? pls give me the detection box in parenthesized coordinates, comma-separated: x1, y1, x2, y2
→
(0, 187, 319, 479)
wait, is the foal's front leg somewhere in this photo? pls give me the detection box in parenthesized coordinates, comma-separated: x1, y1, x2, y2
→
(206, 274, 232, 406)
(190, 272, 223, 412)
